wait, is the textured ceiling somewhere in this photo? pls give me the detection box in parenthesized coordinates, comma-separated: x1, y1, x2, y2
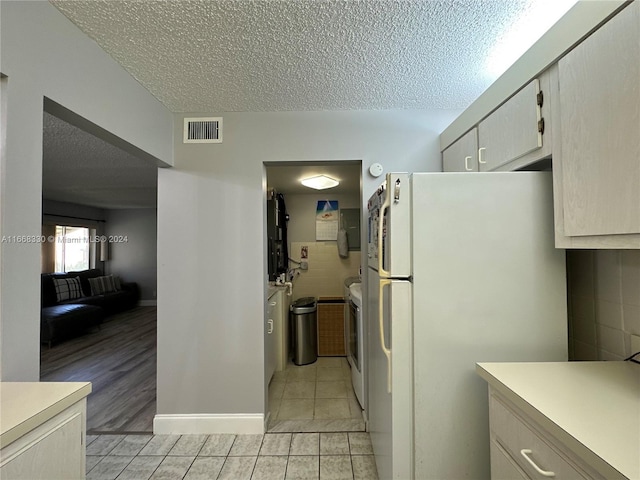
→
(49, 0, 577, 113)
(44, 0, 578, 208)
(43, 112, 158, 209)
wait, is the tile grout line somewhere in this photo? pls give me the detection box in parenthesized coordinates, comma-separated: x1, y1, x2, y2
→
(89, 434, 377, 480)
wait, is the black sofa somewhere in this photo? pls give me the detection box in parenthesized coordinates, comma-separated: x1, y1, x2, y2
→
(41, 268, 140, 346)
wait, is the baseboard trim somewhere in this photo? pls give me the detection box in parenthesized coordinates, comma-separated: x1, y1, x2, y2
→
(138, 300, 157, 307)
(153, 414, 265, 435)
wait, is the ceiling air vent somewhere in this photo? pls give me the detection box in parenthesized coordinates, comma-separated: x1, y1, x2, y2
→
(183, 117, 222, 143)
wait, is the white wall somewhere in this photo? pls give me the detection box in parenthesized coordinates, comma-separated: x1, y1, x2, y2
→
(105, 209, 157, 301)
(157, 109, 459, 423)
(0, 1, 173, 380)
(568, 250, 640, 360)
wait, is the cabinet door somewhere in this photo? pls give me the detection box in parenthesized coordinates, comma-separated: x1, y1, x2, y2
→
(1, 412, 84, 480)
(274, 290, 289, 372)
(442, 128, 478, 172)
(266, 296, 277, 383)
(478, 79, 543, 171)
(557, 1, 640, 238)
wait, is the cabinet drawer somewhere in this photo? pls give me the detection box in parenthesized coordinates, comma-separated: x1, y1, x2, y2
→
(491, 438, 530, 479)
(490, 395, 589, 479)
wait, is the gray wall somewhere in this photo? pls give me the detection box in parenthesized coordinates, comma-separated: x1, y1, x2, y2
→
(157, 110, 460, 417)
(0, 1, 173, 381)
(105, 209, 158, 301)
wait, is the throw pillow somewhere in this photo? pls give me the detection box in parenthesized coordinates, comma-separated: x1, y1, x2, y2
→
(89, 275, 118, 295)
(53, 277, 84, 302)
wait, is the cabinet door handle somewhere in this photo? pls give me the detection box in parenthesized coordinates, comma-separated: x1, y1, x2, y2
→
(520, 449, 555, 477)
(267, 319, 274, 334)
(464, 156, 472, 171)
(270, 302, 277, 307)
(478, 147, 487, 164)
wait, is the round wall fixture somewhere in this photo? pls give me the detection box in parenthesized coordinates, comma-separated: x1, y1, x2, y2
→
(369, 163, 384, 177)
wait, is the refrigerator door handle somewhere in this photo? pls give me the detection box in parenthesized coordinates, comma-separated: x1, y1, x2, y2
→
(379, 278, 392, 393)
(378, 174, 392, 278)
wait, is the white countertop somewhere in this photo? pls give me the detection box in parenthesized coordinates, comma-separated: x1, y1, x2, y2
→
(476, 362, 640, 479)
(0, 382, 92, 449)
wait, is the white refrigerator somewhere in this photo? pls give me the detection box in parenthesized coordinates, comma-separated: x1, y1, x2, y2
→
(367, 172, 567, 480)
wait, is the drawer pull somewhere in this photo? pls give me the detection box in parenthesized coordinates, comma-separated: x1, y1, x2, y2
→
(520, 449, 556, 477)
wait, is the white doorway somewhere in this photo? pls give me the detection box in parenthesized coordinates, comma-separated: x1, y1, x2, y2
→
(264, 161, 364, 432)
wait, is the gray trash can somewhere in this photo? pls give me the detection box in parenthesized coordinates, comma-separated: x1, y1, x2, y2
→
(290, 297, 318, 366)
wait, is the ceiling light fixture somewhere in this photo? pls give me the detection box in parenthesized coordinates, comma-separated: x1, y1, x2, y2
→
(301, 175, 339, 190)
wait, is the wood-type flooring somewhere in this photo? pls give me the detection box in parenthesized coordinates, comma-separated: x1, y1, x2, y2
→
(40, 306, 156, 434)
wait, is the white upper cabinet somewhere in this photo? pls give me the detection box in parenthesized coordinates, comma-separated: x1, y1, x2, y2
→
(438, 1, 638, 248)
(442, 128, 478, 172)
(441, 73, 551, 173)
(553, 0, 640, 247)
(477, 78, 546, 171)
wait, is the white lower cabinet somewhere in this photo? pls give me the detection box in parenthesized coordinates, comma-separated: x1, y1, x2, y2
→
(489, 391, 604, 480)
(274, 290, 290, 372)
(266, 291, 279, 384)
(267, 288, 290, 381)
(0, 401, 86, 480)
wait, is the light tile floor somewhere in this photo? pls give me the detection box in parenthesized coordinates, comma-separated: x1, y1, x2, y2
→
(268, 357, 365, 432)
(86, 432, 378, 480)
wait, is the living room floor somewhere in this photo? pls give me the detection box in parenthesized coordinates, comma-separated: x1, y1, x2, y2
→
(40, 306, 157, 433)
(85, 432, 378, 480)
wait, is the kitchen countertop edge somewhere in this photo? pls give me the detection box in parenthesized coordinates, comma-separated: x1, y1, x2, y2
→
(1, 382, 92, 449)
(476, 362, 639, 480)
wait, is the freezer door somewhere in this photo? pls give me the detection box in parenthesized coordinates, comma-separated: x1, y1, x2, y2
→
(367, 268, 413, 480)
(367, 173, 411, 277)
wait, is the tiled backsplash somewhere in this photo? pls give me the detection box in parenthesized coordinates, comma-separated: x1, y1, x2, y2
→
(290, 242, 360, 300)
(568, 250, 640, 360)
